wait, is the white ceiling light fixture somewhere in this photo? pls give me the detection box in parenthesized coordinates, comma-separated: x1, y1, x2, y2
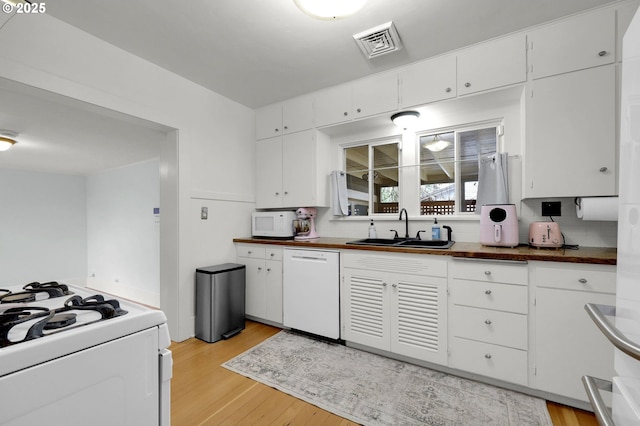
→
(0, 130, 18, 151)
(424, 134, 451, 152)
(293, 0, 367, 20)
(391, 111, 420, 130)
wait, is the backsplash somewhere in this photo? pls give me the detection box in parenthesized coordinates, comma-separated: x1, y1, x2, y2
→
(519, 198, 618, 248)
(314, 197, 618, 248)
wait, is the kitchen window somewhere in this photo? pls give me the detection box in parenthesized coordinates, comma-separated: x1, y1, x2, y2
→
(418, 125, 498, 215)
(344, 138, 400, 215)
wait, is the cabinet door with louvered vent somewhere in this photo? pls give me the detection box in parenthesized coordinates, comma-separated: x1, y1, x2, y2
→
(391, 273, 447, 365)
(342, 268, 390, 351)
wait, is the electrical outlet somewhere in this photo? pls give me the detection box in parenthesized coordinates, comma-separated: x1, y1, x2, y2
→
(541, 201, 561, 217)
(201, 206, 208, 220)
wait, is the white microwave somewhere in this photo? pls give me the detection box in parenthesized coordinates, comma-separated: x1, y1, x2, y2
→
(251, 211, 297, 238)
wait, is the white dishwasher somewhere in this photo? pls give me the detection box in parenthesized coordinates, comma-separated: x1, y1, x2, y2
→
(283, 248, 340, 339)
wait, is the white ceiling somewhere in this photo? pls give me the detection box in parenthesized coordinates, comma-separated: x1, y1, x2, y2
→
(45, 0, 619, 108)
(0, 78, 170, 175)
(0, 0, 621, 175)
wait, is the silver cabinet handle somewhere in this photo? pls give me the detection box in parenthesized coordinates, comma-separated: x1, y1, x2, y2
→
(356, 108, 361, 113)
(585, 303, 640, 361)
(266, 268, 271, 272)
(275, 128, 280, 132)
(582, 376, 614, 426)
(485, 290, 492, 295)
(392, 283, 397, 288)
(598, 50, 608, 57)
(343, 111, 348, 116)
(269, 253, 275, 257)
(599, 167, 608, 172)
(445, 87, 451, 93)
(484, 271, 491, 275)
(465, 82, 471, 88)
(484, 354, 492, 359)
(257, 267, 262, 271)
(485, 319, 492, 325)
(382, 282, 387, 287)
(283, 125, 288, 130)
(275, 192, 279, 196)
(578, 278, 587, 284)
(247, 251, 252, 254)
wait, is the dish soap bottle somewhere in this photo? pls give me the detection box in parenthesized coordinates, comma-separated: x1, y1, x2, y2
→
(368, 220, 377, 238)
(431, 218, 441, 241)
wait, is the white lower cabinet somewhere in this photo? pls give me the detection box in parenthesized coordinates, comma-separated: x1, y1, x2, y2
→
(236, 244, 283, 324)
(448, 258, 529, 386)
(532, 261, 616, 404)
(342, 251, 448, 365)
(236, 241, 617, 406)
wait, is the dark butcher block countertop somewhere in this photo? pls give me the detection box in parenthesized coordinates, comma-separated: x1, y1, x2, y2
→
(233, 237, 617, 266)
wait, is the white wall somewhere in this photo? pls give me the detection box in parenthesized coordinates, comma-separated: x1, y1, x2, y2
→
(314, 85, 618, 248)
(0, 13, 256, 341)
(86, 160, 161, 306)
(0, 169, 87, 285)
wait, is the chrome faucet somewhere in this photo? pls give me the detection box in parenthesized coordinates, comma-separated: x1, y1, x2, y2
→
(398, 208, 409, 239)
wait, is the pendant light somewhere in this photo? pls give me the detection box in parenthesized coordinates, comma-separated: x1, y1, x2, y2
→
(293, 0, 368, 20)
(424, 134, 451, 152)
(391, 111, 420, 130)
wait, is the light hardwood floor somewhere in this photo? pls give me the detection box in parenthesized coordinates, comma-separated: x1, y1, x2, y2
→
(170, 321, 598, 426)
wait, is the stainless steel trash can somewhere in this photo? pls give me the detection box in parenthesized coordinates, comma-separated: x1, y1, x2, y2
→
(195, 263, 246, 343)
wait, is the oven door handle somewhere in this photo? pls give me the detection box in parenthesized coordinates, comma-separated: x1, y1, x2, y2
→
(584, 303, 640, 362)
(582, 375, 614, 426)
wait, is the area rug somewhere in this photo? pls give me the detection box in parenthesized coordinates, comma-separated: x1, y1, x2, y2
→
(222, 330, 553, 426)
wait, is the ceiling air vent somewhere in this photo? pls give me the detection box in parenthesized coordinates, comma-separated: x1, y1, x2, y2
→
(353, 21, 402, 59)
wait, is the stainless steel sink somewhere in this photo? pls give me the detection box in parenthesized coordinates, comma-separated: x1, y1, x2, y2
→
(346, 238, 454, 249)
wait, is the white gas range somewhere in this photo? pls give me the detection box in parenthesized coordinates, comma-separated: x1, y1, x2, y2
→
(0, 282, 172, 425)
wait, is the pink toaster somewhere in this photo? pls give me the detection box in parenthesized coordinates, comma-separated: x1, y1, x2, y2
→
(528, 221, 562, 248)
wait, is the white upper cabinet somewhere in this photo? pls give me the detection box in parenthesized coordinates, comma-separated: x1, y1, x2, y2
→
(255, 136, 283, 208)
(351, 72, 399, 119)
(457, 34, 527, 96)
(282, 96, 314, 134)
(315, 72, 398, 128)
(255, 130, 330, 209)
(255, 95, 314, 140)
(399, 54, 457, 108)
(525, 65, 616, 198)
(529, 8, 615, 80)
(314, 83, 352, 127)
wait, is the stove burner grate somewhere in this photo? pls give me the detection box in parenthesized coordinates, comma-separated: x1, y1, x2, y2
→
(0, 282, 74, 304)
(0, 293, 128, 347)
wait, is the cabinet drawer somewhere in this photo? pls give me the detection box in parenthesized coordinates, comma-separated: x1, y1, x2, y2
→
(450, 305, 527, 350)
(533, 263, 615, 293)
(265, 247, 283, 261)
(450, 259, 527, 285)
(343, 251, 447, 277)
(449, 337, 528, 386)
(449, 280, 527, 314)
(236, 244, 266, 259)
